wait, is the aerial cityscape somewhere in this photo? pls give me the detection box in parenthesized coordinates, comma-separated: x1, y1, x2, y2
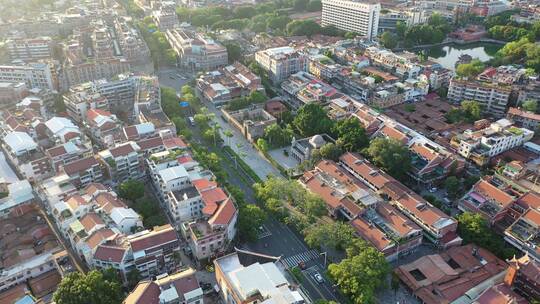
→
(0, 0, 540, 303)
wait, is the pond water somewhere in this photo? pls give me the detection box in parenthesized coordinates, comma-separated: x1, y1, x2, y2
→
(420, 43, 503, 70)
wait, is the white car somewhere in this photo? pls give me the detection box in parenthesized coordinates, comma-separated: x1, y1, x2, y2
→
(313, 272, 324, 284)
(429, 187, 437, 193)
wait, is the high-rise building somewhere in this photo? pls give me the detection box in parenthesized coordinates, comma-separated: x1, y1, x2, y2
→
(321, 0, 381, 40)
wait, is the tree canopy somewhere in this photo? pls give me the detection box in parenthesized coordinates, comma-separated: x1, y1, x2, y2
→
(456, 212, 517, 260)
(522, 99, 538, 113)
(380, 31, 397, 49)
(456, 59, 485, 78)
(366, 138, 411, 180)
(53, 270, 123, 304)
(293, 103, 334, 137)
(237, 204, 267, 242)
(118, 179, 145, 202)
(304, 222, 356, 250)
(327, 239, 390, 304)
(332, 117, 369, 152)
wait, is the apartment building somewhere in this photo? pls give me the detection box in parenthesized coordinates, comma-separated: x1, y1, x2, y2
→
(340, 152, 460, 246)
(46, 141, 93, 172)
(0, 63, 55, 90)
(124, 268, 204, 304)
(166, 29, 228, 71)
(6, 37, 53, 61)
(85, 109, 122, 148)
(60, 156, 104, 188)
(364, 47, 421, 79)
(214, 249, 307, 304)
(152, 9, 179, 31)
(62, 58, 131, 89)
(452, 119, 534, 166)
(1, 131, 51, 182)
(507, 107, 540, 131)
(196, 62, 264, 106)
(0, 82, 28, 106)
(98, 142, 144, 185)
(127, 225, 181, 278)
(64, 83, 110, 123)
(255, 47, 308, 84)
(321, 0, 381, 40)
(134, 76, 176, 135)
(447, 78, 512, 117)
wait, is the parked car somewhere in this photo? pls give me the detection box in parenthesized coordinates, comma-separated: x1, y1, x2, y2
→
(313, 272, 324, 283)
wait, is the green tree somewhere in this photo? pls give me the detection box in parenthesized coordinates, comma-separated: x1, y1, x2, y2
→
(366, 138, 411, 180)
(445, 176, 461, 199)
(286, 19, 321, 36)
(53, 270, 123, 304)
(380, 31, 397, 49)
(456, 59, 485, 78)
(522, 99, 538, 113)
(456, 212, 517, 259)
(318, 142, 343, 162)
(396, 21, 407, 39)
(332, 117, 369, 152)
(237, 204, 267, 242)
(304, 222, 356, 250)
(118, 179, 145, 202)
(248, 90, 267, 103)
(233, 5, 256, 18)
(257, 138, 269, 152)
(293, 0, 309, 11)
(306, 0, 322, 12)
(327, 239, 390, 304)
(126, 269, 141, 289)
(264, 123, 293, 147)
(224, 42, 242, 63)
(293, 103, 334, 137)
(461, 100, 482, 122)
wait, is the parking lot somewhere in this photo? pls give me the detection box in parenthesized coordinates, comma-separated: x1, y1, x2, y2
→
(157, 67, 193, 91)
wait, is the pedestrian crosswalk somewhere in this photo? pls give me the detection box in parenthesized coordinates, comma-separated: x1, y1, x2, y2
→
(282, 250, 320, 268)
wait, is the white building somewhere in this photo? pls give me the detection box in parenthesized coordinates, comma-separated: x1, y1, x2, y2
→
(255, 47, 308, 84)
(454, 119, 534, 165)
(321, 0, 381, 40)
(214, 249, 307, 304)
(0, 63, 55, 90)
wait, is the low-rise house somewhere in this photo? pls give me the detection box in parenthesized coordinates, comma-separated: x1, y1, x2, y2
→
(0, 180, 35, 216)
(340, 152, 460, 246)
(123, 122, 156, 142)
(504, 254, 540, 300)
(290, 134, 334, 164)
(394, 244, 508, 304)
(85, 109, 122, 148)
(1, 131, 51, 181)
(507, 107, 540, 131)
(452, 119, 534, 166)
(221, 105, 277, 143)
(184, 197, 237, 260)
(44, 116, 82, 145)
(505, 207, 540, 263)
(458, 175, 524, 225)
(197, 62, 264, 106)
(123, 268, 204, 304)
(214, 248, 308, 304)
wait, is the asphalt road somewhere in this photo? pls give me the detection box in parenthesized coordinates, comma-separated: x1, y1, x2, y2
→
(186, 120, 343, 302)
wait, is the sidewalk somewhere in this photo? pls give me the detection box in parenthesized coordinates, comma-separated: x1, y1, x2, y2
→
(206, 105, 282, 181)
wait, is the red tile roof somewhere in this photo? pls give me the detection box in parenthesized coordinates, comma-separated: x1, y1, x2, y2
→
(201, 187, 228, 207)
(110, 143, 136, 158)
(474, 179, 515, 207)
(351, 217, 393, 251)
(95, 192, 126, 213)
(94, 244, 126, 263)
(63, 157, 98, 175)
(129, 225, 177, 252)
(86, 228, 115, 250)
(208, 198, 237, 226)
(163, 137, 187, 149)
(123, 281, 160, 304)
(80, 212, 104, 232)
(192, 179, 217, 192)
